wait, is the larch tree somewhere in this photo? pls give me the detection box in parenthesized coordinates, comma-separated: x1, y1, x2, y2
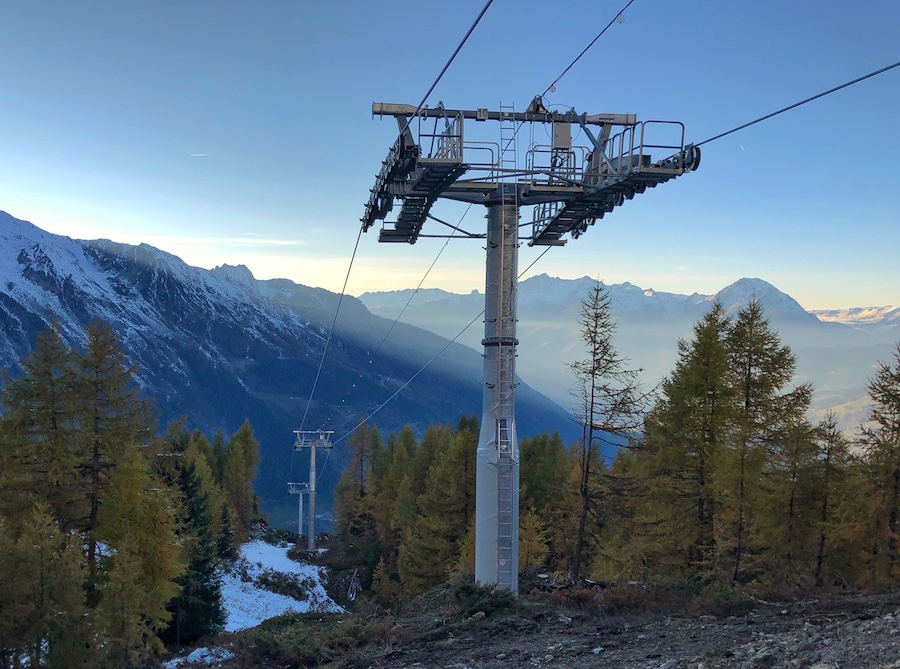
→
(567, 281, 647, 578)
(720, 300, 812, 584)
(333, 421, 382, 572)
(627, 302, 734, 580)
(0, 505, 89, 669)
(0, 325, 80, 532)
(753, 413, 817, 587)
(93, 443, 184, 667)
(71, 322, 155, 581)
(222, 419, 262, 538)
(857, 344, 900, 585)
(396, 424, 458, 594)
(370, 431, 412, 555)
(519, 432, 574, 571)
(813, 412, 852, 587)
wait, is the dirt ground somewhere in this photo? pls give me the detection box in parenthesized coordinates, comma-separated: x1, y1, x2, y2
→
(327, 593, 900, 669)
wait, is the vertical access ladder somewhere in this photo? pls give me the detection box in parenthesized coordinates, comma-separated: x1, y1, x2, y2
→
(496, 103, 518, 590)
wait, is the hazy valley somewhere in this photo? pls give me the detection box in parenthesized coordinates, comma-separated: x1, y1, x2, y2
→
(360, 274, 898, 431)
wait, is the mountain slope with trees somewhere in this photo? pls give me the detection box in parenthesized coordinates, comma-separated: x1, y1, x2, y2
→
(0, 210, 577, 526)
(332, 284, 900, 600)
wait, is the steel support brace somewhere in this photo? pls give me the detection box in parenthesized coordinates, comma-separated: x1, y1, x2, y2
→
(475, 200, 520, 594)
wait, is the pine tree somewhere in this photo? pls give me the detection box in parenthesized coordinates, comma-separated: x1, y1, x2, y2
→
(161, 461, 225, 646)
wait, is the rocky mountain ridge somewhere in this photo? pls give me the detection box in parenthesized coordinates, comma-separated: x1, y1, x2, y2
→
(363, 273, 896, 326)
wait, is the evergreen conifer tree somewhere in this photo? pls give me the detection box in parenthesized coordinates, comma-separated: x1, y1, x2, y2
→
(217, 505, 238, 561)
(161, 461, 225, 646)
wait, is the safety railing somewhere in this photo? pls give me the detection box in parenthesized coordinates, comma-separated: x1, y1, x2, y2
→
(418, 111, 464, 161)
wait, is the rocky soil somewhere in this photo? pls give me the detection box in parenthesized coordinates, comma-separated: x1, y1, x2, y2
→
(331, 593, 900, 669)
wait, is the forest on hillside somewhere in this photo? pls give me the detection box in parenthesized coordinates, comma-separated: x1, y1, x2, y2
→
(2, 287, 900, 667)
(332, 286, 900, 603)
(0, 324, 263, 668)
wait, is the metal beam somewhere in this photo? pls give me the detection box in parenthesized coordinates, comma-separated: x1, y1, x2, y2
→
(373, 102, 637, 127)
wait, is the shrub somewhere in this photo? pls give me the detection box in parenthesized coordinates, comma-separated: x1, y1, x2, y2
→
(254, 569, 318, 601)
(234, 612, 374, 667)
(439, 577, 517, 618)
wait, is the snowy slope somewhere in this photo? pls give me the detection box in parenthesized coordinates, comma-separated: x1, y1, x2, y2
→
(163, 540, 340, 667)
(222, 541, 341, 631)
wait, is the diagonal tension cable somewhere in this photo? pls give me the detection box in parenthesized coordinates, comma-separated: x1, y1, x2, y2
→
(541, 0, 637, 98)
(696, 60, 900, 147)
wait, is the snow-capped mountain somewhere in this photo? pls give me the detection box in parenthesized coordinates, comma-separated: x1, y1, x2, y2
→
(811, 305, 900, 326)
(0, 211, 576, 527)
(360, 274, 898, 430)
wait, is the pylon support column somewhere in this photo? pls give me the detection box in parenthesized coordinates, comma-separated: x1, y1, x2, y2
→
(475, 195, 520, 594)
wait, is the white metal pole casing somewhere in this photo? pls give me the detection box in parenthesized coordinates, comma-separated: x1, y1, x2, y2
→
(308, 440, 317, 552)
(475, 199, 520, 594)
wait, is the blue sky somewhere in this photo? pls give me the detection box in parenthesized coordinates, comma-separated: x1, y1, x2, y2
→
(1, 0, 898, 310)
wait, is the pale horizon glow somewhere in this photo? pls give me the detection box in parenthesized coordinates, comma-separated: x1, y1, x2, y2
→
(1, 1, 897, 312)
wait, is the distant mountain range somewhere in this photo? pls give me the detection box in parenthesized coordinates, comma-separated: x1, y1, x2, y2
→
(812, 305, 900, 326)
(360, 274, 898, 430)
(0, 211, 577, 527)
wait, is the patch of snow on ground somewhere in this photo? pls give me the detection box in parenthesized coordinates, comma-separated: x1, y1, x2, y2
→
(163, 646, 235, 667)
(163, 540, 341, 667)
(222, 540, 341, 632)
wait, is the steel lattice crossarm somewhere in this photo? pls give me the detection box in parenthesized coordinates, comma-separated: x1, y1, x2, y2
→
(361, 96, 700, 245)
